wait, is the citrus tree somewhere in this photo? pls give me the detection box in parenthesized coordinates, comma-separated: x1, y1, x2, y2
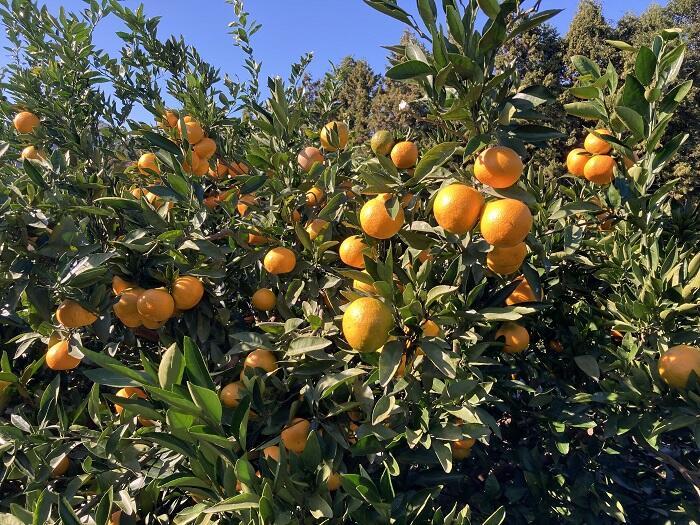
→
(0, 0, 698, 524)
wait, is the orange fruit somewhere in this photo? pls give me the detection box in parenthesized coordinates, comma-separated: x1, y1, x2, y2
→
(421, 319, 441, 337)
(172, 275, 204, 310)
(46, 340, 81, 370)
(263, 445, 280, 462)
(452, 438, 476, 460)
(13, 111, 40, 133)
(390, 141, 418, 169)
(51, 455, 70, 477)
(263, 247, 296, 275)
(178, 119, 204, 144)
(583, 155, 615, 185)
(305, 186, 325, 206)
(237, 194, 257, 216)
(658, 345, 700, 389)
(360, 193, 404, 239)
(56, 300, 97, 328)
(21, 145, 46, 161)
(114, 387, 147, 415)
(212, 160, 230, 178)
(252, 288, 276, 311)
(480, 199, 532, 247)
(320, 121, 349, 151)
(297, 147, 324, 172)
(305, 218, 329, 240)
(433, 184, 484, 235)
(495, 322, 530, 353)
(327, 472, 342, 491)
(584, 129, 612, 155)
(137, 152, 160, 176)
(505, 278, 542, 305)
(241, 349, 277, 376)
(141, 317, 166, 330)
(280, 417, 311, 454)
(113, 287, 143, 327)
(566, 148, 591, 176)
(247, 232, 270, 246)
(162, 110, 178, 128)
(112, 276, 135, 295)
(229, 162, 250, 176)
(220, 381, 244, 408)
(339, 235, 371, 269)
(474, 146, 523, 188)
(370, 130, 394, 156)
(193, 137, 216, 159)
(136, 288, 175, 322)
(352, 271, 376, 294)
(342, 297, 393, 352)
(486, 242, 527, 275)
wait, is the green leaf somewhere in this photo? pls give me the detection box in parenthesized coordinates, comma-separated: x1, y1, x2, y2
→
(318, 368, 365, 399)
(80, 347, 153, 386)
(605, 40, 636, 52)
(615, 106, 645, 139)
(414, 142, 460, 181)
(651, 133, 688, 172)
(574, 355, 600, 380)
(142, 131, 180, 156)
(386, 60, 434, 80)
(379, 340, 404, 387)
(183, 337, 215, 390)
(287, 336, 332, 356)
(159, 343, 185, 390)
(187, 383, 222, 423)
(620, 75, 649, 120)
(507, 10, 562, 42)
(477, 0, 500, 19)
(420, 341, 456, 378)
(426, 285, 458, 308)
(482, 506, 506, 525)
(571, 55, 600, 78)
(635, 46, 657, 86)
(564, 101, 606, 121)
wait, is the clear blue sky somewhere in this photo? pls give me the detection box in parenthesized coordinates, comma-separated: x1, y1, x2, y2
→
(1, 0, 665, 115)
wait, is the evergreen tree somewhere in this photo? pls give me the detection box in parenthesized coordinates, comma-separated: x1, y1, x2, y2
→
(565, 0, 617, 75)
(327, 57, 379, 142)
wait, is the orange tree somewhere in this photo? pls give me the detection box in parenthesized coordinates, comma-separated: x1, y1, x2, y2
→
(0, 0, 698, 524)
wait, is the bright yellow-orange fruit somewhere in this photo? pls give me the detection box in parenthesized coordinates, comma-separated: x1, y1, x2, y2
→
(229, 162, 250, 176)
(114, 387, 147, 415)
(252, 288, 276, 311)
(13, 111, 40, 133)
(342, 297, 393, 352)
(566, 148, 591, 176)
(495, 322, 530, 353)
(263, 247, 296, 275)
(46, 340, 81, 371)
(193, 137, 216, 159)
(320, 121, 349, 151)
(113, 287, 143, 327)
(360, 193, 404, 239)
(51, 455, 70, 477)
(421, 319, 441, 337)
(242, 349, 278, 376)
(281, 417, 311, 454)
(390, 141, 418, 169)
(474, 146, 523, 188)
(505, 278, 542, 305)
(56, 300, 97, 328)
(137, 152, 160, 176)
(298, 147, 324, 172)
(136, 288, 175, 322)
(339, 236, 370, 269)
(352, 271, 376, 294)
(327, 472, 342, 491)
(486, 242, 528, 275)
(370, 130, 394, 156)
(178, 119, 204, 144)
(480, 199, 533, 247)
(220, 381, 244, 408)
(583, 155, 615, 185)
(247, 232, 270, 246)
(305, 186, 325, 206)
(452, 438, 476, 460)
(162, 110, 179, 128)
(658, 345, 700, 389)
(433, 184, 484, 235)
(212, 160, 229, 179)
(20, 145, 46, 161)
(172, 275, 204, 310)
(237, 194, 257, 216)
(112, 276, 135, 295)
(584, 129, 612, 155)
(141, 317, 166, 330)
(263, 445, 280, 461)
(305, 218, 329, 240)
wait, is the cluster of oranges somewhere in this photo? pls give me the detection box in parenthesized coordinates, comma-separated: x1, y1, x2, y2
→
(566, 128, 634, 184)
(13, 110, 46, 162)
(112, 274, 205, 330)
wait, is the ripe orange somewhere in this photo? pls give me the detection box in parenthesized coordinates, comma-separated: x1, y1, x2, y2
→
(297, 147, 324, 172)
(172, 275, 204, 310)
(452, 438, 476, 460)
(212, 160, 229, 178)
(162, 110, 179, 128)
(46, 340, 81, 371)
(486, 242, 528, 275)
(505, 278, 542, 305)
(237, 194, 257, 216)
(327, 472, 342, 491)
(342, 297, 393, 352)
(241, 349, 278, 376)
(480, 199, 533, 247)
(141, 317, 166, 330)
(20, 145, 46, 161)
(229, 162, 249, 176)
(320, 121, 349, 151)
(252, 288, 276, 311)
(474, 146, 523, 188)
(390, 141, 418, 169)
(305, 218, 329, 240)
(137, 152, 160, 176)
(56, 300, 97, 328)
(112, 276, 135, 295)
(193, 137, 216, 159)
(263, 247, 296, 275)
(495, 322, 530, 353)
(114, 387, 147, 414)
(14, 111, 40, 133)
(360, 193, 404, 239)
(178, 119, 204, 144)
(113, 287, 143, 328)
(263, 445, 280, 461)
(421, 319, 441, 337)
(583, 155, 615, 185)
(280, 417, 311, 454)
(305, 186, 325, 206)
(658, 345, 700, 389)
(51, 455, 70, 477)
(219, 381, 244, 408)
(339, 235, 371, 269)
(584, 129, 612, 155)
(433, 184, 484, 235)
(352, 271, 376, 294)
(566, 148, 591, 176)
(370, 130, 394, 156)
(136, 288, 175, 322)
